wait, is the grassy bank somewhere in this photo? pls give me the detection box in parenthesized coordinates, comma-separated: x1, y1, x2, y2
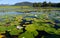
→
(0, 6, 60, 12)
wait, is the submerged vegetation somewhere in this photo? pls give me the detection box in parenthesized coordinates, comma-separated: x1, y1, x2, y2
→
(0, 12, 60, 38)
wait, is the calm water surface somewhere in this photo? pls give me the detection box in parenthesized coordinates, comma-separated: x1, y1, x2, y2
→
(0, 11, 60, 19)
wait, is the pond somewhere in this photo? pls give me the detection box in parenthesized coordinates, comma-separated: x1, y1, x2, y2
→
(0, 10, 60, 38)
(0, 10, 60, 19)
(0, 10, 59, 15)
(0, 12, 24, 16)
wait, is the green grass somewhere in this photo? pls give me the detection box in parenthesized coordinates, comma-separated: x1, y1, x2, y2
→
(0, 6, 60, 12)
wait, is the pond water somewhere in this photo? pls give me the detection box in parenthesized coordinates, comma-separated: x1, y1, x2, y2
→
(0, 12, 24, 16)
(0, 10, 60, 38)
(0, 11, 60, 19)
(0, 11, 59, 15)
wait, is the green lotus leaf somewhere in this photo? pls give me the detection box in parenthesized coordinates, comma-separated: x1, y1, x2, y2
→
(18, 31, 34, 38)
(25, 24, 37, 32)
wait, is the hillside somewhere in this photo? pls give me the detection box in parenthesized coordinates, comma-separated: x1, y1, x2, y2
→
(14, 2, 33, 6)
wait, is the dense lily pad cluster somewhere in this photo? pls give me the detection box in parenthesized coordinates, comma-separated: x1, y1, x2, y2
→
(0, 13, 60, 38)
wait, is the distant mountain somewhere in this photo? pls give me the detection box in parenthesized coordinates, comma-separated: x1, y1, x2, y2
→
(0, 4, 10, 6)
(14, 2, 33, 6)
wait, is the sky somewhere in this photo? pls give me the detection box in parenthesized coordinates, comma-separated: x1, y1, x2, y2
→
(0, 0, 60, 4)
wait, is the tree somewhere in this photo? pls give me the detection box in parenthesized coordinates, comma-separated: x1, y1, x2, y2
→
(48, 2, 52, 7)
(33, 2, 41, 7)
(57, 3, 60, 7)
(37, 3, 41, 7)
(33, 3, 37, 7)
(42, 1, 48, 7)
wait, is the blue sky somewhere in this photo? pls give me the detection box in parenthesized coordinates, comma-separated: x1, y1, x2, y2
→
(0, 0, 60, 4)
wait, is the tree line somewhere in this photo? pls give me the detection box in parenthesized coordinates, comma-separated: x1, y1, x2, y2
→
(33, 1, 60, 7)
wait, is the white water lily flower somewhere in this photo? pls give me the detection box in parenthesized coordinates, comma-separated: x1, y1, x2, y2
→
(22, 37, 25, 38)
(17, 26, 23, 29)
(35, 15, 37, 17)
